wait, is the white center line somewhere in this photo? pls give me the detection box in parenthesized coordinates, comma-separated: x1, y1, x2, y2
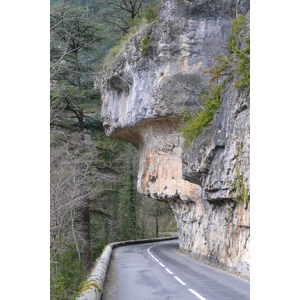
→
(165, 268, 173, 274)
(174, 276, 186, 286)
(188, 289, 207, 300)
(147, 244, 206, 299)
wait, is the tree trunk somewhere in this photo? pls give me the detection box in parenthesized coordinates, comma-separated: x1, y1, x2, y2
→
(156, 214, 159, 238)
(76, 108, 84, 131)
(81, 200, 91, 271)
(71, 208, 81, 260)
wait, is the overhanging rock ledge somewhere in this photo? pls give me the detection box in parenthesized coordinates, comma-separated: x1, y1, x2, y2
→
(98, 0, 250, 277)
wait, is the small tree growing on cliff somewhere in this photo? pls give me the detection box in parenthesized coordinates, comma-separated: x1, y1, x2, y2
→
(202, 14, 250, 93)
(180, 14, 250, 146)
(98, 0, 154, 34)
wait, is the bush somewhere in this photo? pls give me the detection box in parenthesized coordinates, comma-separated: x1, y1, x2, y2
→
(202, 14, 250, 92)
(141, 34, 152, 56)
(181, 14, 250, 145)
(142, 2, 158, 22)
(181, 84, 222, 145)
(50, 246, 85, 300)
(233, 36, 250, 91)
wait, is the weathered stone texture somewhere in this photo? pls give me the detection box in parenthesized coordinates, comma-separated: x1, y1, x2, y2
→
(99, 0, 250, 277)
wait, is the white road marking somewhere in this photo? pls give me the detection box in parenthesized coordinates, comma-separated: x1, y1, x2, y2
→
(147, 245, 208, 299)
(148, 245, 159, 262)
(188, 289, 207, 300)
(165, 268, 173, 274)
(174, 276, 186, 285)
(147, 245, 156, 252)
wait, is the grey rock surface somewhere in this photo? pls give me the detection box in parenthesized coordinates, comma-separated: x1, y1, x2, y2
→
(98, 0, 250, 277)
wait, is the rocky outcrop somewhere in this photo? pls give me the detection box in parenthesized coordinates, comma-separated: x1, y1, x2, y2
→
(99, 0, 250, 277)
(175, 81, 250, 276)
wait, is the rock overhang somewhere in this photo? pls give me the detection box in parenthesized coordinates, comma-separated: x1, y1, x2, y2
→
(99, 0, 240, 202)
(98, 0, 250, 277)
(99, 5, 235, 139)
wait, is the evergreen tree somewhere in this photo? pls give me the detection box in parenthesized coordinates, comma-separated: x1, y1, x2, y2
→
(51, 3, 104, 272)
(50, 3, 102, 130)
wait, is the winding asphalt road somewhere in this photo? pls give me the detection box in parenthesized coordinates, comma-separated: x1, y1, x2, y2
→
(102, 239, 250, 300)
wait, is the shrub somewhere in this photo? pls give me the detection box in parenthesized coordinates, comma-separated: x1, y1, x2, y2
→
(181, 14, 250, 145)
(141, 34, 152, 56)
(142, 2, 158, 22)
(50, 246, 85, 299)
(181, 84, 222, 145)
(202, 14, 250, 92)
(233, 36, 250, 91)
(227, 14, 248, 52)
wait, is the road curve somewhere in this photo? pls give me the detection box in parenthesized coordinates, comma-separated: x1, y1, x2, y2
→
(102, 239, 250, 300)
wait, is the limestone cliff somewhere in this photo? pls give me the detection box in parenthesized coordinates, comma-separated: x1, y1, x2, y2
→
(99, 0, 250, 277)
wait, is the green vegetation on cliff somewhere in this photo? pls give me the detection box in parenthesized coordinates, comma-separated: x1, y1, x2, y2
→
(207, 14, 250, 93)
(181, 84, 222, 145)
(232, 144, 250, 205)
(181, 14, 250, 145)
(141, 34, 152, 56)
(104, 1, 159, 64)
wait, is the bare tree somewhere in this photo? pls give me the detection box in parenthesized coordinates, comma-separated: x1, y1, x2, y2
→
(50, 129, 118, 269)
(98, 0, 148, 33)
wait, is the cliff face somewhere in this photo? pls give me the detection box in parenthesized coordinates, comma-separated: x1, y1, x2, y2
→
(99, 0, 250, 277)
